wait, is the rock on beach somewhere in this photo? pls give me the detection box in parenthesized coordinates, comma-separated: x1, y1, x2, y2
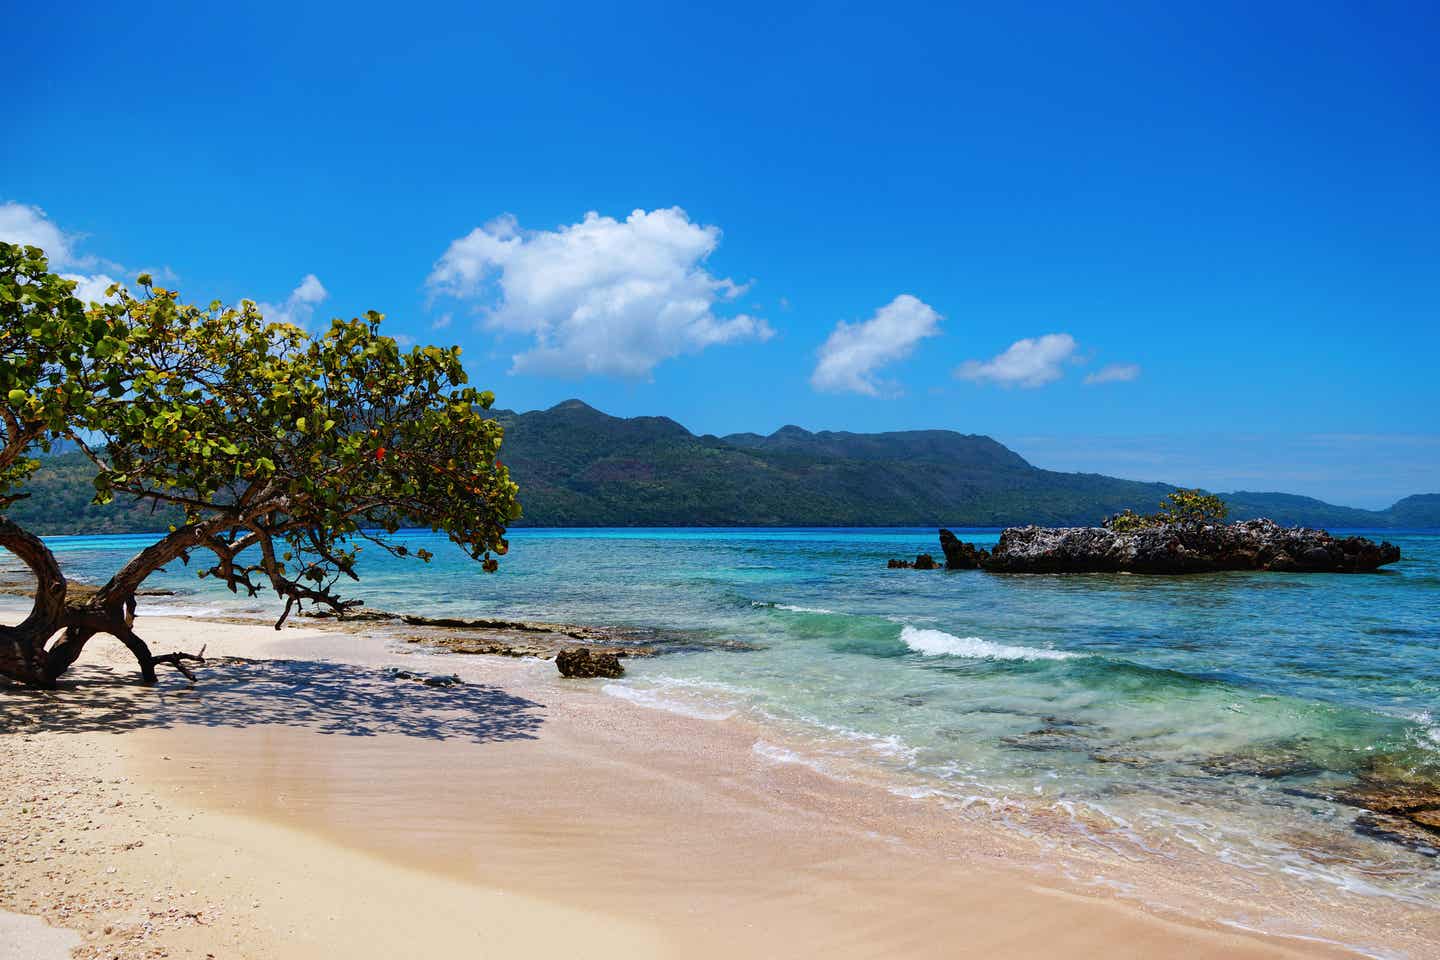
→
(555, 647, 625, 679)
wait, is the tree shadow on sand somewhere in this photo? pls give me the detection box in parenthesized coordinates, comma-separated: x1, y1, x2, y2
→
(0, 657, 545, 743)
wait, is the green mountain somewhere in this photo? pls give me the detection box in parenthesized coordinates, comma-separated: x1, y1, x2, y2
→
(1386, 494, 1440, 527)
(3, 449, 186, 536)
(486, 400, 1436, 529)
(7, 400, 1437, 535)
(1216, 492, 1387, 528)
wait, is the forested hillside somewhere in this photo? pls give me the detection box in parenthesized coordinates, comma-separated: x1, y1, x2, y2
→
(8, 401, 1436, 535)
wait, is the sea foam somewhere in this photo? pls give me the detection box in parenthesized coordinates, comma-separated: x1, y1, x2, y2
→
(900, 625, 1076, 661)
(753, 601, 837, 615)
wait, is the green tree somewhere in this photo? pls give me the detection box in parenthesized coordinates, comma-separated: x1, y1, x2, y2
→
(1103, 508, 1153, 533)
(1, 242, 138, 683)
(1155, 488, 1228, 526)
(0, 244, 519, 688)
(1, 243, 124, 501)
(1103, 489, 1228, 532)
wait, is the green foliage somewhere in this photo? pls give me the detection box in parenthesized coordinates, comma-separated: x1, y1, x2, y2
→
(1104, 509, 1155, 533)
(1105, 489, 1228, 531)
(86, 286, 520, 612)
(1, 244, 519, 620)
(2, 449, 183, 534)
(1155, 488, 1228, 525)
(0, 242, 130, 504)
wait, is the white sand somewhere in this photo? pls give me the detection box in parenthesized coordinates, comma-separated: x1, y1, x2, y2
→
(0, 909, 80, 960)
(2, 614, 1427, 959)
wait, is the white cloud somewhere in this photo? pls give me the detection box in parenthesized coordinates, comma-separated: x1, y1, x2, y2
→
(292, 273, 327, 305)
(810, 294, 941, 396)
(1, 202, 126, 302)
(0, 202, 74, 265)
(392, 333, 415, 347)
(431, 312, 453, 330)
(61, 273, 121, 305)
(258, 273, 329, 328)
(1084, 362, 1141, 384)
(426, 207, 772, 378)
(956, 333, 1078, 388)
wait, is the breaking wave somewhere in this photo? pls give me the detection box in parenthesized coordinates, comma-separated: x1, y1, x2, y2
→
(900, 626, 1077, 661)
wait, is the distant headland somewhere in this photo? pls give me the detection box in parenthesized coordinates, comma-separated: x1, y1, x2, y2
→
(9, 399, 1438, 536)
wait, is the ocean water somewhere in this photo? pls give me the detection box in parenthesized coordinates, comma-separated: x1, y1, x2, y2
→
(10, 526, 1440, 918)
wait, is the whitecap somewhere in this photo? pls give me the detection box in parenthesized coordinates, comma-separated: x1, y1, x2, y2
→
(1411, 710, 1440, 748)
(758, 602, 837, 614)
(900, 625, 1076, 661)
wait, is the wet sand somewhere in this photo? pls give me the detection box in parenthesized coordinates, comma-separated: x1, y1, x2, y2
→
(1, 615, 1430, 958)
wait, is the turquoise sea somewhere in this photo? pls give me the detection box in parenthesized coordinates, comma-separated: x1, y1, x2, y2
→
(13, 526, 1440, 917)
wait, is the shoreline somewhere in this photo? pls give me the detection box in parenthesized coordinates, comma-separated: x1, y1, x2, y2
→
(3, 611, 1434, 957)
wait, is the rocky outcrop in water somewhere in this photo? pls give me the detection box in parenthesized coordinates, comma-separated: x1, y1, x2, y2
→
(1333, 772, 1440, 856)
(556, 647, 625, 679)
(949, 519, 1399, 575)
(888, 553, 940, 569)
(1182, 744, 1440, 855)
(938, 529, 988, 569)
(1198, 745, 1322, 779)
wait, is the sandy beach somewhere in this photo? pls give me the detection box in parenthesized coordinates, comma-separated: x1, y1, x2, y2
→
(2, 613, 1433, 959)
(8, 2, 1440, 953)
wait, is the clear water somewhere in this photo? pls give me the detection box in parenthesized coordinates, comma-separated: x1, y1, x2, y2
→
(10, 527, 1440, 912)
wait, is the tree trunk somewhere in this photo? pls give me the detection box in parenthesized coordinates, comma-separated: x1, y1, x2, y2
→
(41, 624, 97, 683)
(36, 521, 227, 685)
(1, 516, 203, 687)
(57, 522, 226, 683)
(0, 516, 68, 688)
(45, 602, 184, 685)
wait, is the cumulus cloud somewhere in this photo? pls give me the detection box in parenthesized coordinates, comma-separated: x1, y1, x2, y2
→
(0, 202, 75, 264)
(258, 274, 329, 328)
(0, 202, 126, 302)
(810, 294, 941, 396)
(61, 273, 121, 304)
(426, 207, 772, 378)
(956, 333, 1078, 388)
(1084, 362, 1141, 385)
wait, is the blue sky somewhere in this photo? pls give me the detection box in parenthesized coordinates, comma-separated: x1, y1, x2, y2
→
(5, 1, 1437, 507)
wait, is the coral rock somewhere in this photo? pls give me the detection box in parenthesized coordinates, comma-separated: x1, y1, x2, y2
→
(555, 647, 625, 679)
(975, 519, 1399, 575)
